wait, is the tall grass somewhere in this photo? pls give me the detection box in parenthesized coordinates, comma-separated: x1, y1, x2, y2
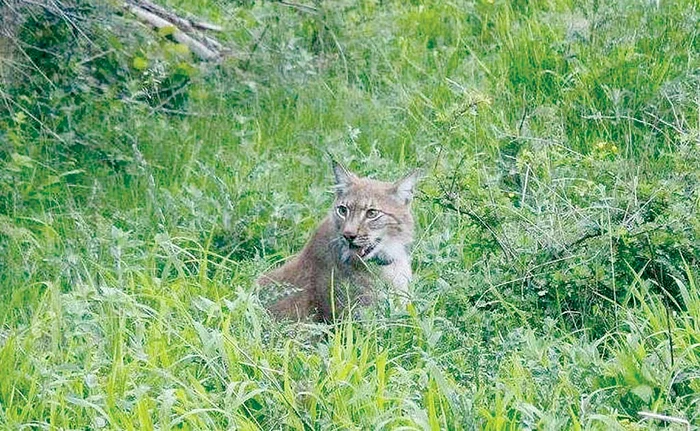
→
(1, 0, 699, 428)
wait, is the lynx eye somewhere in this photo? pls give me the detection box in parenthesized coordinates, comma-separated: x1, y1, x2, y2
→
(336, 205, 348, 218)
(365, 208, 381, 220)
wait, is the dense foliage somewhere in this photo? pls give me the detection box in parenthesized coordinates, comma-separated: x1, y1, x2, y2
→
(1, 0, 698, 428)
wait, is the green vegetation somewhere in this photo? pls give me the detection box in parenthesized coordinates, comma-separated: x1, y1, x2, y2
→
(1, 0, 699, 428)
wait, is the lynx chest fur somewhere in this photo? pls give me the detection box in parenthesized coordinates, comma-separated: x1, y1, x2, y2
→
(257, 162, 419, 322)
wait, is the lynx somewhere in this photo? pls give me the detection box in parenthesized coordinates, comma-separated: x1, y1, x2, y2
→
(258, 162, 419, 322)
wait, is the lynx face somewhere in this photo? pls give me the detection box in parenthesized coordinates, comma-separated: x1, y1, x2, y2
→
(331, 163, 419, 265)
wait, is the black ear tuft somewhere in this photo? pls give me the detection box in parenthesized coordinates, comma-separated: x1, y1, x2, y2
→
(331, 161, 357, 194)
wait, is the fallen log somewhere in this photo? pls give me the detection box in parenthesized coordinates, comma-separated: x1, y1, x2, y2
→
(124, 0, 228, 60)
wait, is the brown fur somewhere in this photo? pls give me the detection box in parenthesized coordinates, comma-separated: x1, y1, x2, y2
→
(257, 162, 419, 322)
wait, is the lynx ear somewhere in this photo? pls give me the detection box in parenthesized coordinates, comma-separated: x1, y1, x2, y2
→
(332, 161, 358, 194)
(393, 169, 421, 204)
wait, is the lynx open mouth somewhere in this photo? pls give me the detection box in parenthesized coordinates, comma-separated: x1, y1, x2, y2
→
(349, 243, 376, 258)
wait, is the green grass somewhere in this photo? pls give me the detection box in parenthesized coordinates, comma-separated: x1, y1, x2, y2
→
(1, 0, 699, 428)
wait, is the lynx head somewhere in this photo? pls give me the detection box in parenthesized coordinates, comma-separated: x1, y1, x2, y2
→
(330, 161, 420, 264)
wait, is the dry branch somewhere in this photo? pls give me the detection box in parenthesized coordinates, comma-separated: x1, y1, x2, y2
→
(428, 195, 516, 260)
(130, 0, 223, 32)
(124, 0, 229, 60)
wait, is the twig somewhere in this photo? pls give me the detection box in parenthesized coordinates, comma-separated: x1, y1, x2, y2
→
(520, 164, 529, 208)
(430, 196, 515, 260)
(517, 92, 529, 136)
(638, 411, 689, 430)
(277, 0, 319, 14)
(643, 233, 675, 368)
(324, 21, 348, 82)
(556, 228, 603, 257)
(243, 23, 269, 70)
(582, 112, 672, 142)
(0, 88, 67, 144)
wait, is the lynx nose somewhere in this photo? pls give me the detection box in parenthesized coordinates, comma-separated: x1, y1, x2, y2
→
(343, 231, 357, 243)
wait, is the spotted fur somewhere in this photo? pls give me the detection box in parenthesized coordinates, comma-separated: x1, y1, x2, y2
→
(257, 162, 419, 322)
